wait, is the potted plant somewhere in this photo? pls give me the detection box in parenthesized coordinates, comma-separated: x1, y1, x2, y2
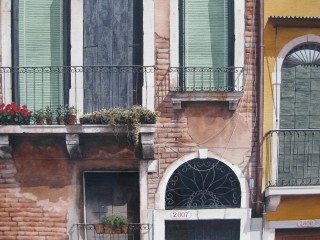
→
(0, 102, 32, 125)
(33, 109, 45, 125)
(44, 106, 53, 125)
(95, 215, 128, 234)
(64, 105, 78, 125)
(55, 105, 65, 125)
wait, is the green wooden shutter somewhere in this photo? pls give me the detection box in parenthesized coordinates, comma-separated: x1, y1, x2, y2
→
(181, 0, 234, 89)
(15, 0, 65, 110)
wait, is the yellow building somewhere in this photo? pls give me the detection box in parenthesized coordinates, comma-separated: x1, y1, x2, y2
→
(263, 0, 320, 239)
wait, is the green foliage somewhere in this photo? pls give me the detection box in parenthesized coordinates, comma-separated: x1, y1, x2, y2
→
(33, 109, 45, 120)
(79, 105, 159, 125)
(44, 106, 53, 119)
(79, 106, 159, 145)
(101, 215, 128, 227)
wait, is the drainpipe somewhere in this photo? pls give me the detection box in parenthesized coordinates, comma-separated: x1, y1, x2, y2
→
(255, 0, 264, 215)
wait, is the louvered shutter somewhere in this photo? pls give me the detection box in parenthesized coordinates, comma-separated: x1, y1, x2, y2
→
(14, 0, 65, 110)
(181, 0, 234, 89)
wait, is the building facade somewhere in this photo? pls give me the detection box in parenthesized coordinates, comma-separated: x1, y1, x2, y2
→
(263, 0, 320, 239)
(0, 0, 261, 239)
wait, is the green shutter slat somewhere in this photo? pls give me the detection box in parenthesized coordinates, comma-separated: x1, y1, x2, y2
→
(17, 0, 65, 110)
(182, 0, 234, 88)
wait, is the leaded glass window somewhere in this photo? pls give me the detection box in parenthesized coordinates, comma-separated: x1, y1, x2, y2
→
(165, 158, 241, 209)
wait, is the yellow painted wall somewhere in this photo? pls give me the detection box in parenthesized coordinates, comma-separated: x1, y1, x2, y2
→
(263, 0, 320, 220)
(266, 196, 320, 221)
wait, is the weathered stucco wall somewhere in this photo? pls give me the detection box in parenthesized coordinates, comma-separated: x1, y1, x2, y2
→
(0, 135, 139, 239)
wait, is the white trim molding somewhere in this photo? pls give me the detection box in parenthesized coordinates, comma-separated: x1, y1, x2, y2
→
(143, 0, 155, 110)
(265, 186, 320, 211)
(1, 0, 12, 103)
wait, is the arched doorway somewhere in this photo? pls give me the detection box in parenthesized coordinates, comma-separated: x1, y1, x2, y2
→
(153, 152, 251, 240)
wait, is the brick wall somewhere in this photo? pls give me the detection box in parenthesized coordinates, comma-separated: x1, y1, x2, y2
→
(0, 160, 68, 240)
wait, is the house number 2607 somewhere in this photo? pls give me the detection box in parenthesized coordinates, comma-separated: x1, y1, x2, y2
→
(170, 211, 192, 219)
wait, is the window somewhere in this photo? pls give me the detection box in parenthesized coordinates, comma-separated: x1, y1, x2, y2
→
(165, 158, 241, 209)
(179, 0, 234, 69)
(280, 44, 320, 129)
(12, 0, 69, 110)
(277, 43, 320, 185)
(179, 0, 235, 90)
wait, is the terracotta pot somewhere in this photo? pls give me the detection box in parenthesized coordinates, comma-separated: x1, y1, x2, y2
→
(67, 115, 77, 125)
(57, 116, 65, 125)
(46, 118, 53, 125)
(36, 118, 44, 125)
(94, 224, 128, 234)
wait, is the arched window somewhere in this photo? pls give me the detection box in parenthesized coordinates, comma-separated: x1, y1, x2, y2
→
(277, 43, 320, 185)
(280, 44, 320, 129)
(165, 158, 241, 209)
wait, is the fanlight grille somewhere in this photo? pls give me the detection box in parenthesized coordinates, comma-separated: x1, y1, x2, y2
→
(283, 44, 320, 68)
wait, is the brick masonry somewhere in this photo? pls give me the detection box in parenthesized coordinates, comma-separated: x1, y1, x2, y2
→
(0, 160, 68, 240)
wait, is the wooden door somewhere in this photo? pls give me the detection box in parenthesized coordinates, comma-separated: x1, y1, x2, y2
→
(83, 0, 143, 112)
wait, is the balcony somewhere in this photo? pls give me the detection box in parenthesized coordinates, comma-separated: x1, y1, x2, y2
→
(70, 223, 151, 240)
(265, 129, 320, 211)
(157, 66, 244, 110)
(266, 129, 320, 187)
(0, 65, 155, 116)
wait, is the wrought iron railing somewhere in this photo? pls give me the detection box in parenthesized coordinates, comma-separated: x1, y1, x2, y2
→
(266, 129, 320, 187)
(70, 223, 151, 240)
(0, 66, 155, 115)
(168, 66, 244, 92)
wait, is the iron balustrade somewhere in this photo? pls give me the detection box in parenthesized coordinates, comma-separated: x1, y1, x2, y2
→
(168, 66, 244, 92)
(266, 129, 320, 187)
(0, 65, 155, 117)
(70, 223, 151, 240)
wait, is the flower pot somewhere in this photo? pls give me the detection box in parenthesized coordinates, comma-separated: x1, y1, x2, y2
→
(36, 118, 44, 125)
(94, 224, 128, 234)
(46, 118, 53, 125)
(67, 115, 77, 125)
(57, 116, 65, 125)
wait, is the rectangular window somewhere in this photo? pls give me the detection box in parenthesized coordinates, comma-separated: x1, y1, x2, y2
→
(179, 0, 234, 90)
(12, 0, 69, 110)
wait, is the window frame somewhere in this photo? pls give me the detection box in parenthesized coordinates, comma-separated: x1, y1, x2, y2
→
(169, 0, 244, 90)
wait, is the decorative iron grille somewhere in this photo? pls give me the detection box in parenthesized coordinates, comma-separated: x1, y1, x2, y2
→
(0, 65, 155, 113)
(165, 158, 241, 209)
(169, 66, 243, 92)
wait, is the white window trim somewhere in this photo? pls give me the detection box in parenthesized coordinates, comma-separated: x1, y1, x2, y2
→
(153, 151, 251, 240)
(169, 0, 245, 90)
(270, 34, 320, 184)
(1, 0, 12, 103)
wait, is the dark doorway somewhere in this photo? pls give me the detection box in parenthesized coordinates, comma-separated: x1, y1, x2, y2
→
(165, 220, 240, 240)
(84, 172, 139, 224)
(276, 228, 320, 240)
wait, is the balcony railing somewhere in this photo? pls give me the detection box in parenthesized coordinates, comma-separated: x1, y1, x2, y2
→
(70, 223, 151, 240)
(168, 67, 244, 92)
(266, 129, 320, 187)
(0, 66, 155, 114)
